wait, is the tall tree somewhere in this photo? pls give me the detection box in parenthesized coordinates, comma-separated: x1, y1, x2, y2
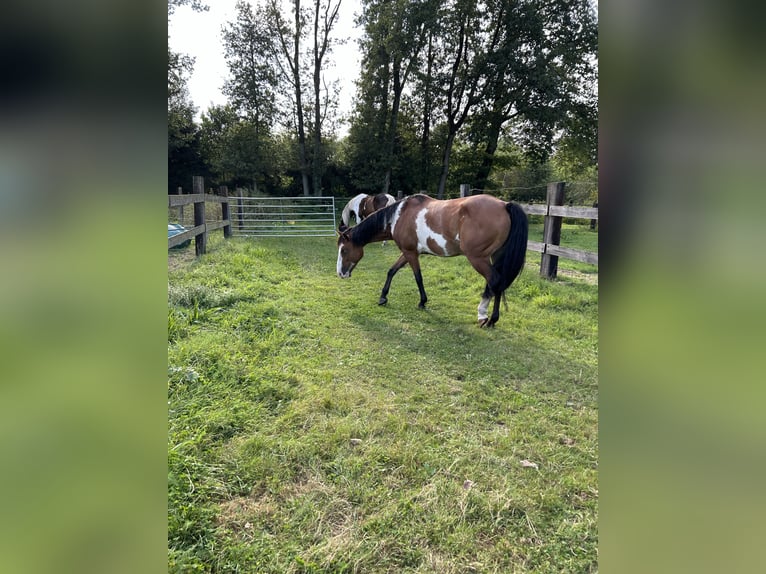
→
(310, 0, 342, 196)
(168, 0, 208, 192)
(221, 1, 279, 131)
(269, 0, 311, 196)
(351, 0, 436, 194)
(431, 0, 502, 198)
(472, 0, 598, 188)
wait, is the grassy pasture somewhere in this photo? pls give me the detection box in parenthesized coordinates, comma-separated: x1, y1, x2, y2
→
(168, 227, 598, 573)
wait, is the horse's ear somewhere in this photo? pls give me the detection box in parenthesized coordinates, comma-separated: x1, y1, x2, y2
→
(338, 223, 349, 235)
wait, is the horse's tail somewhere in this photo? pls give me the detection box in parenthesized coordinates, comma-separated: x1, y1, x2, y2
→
(490, 202, 528, 296)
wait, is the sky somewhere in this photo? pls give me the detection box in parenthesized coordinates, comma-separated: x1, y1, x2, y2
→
(168, 0, 364, 134)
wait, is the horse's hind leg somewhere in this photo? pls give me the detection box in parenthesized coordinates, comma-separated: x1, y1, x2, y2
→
(477, 283, 492, 327)
(486, 292, 502, 328)
(467, 256, 496, 327)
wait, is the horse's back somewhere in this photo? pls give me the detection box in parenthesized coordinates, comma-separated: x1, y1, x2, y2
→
(390, 194, 510, 257)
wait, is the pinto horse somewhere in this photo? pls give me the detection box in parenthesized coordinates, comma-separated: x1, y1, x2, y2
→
(341, 193, 396, 226)
(336, 193, 528, 327)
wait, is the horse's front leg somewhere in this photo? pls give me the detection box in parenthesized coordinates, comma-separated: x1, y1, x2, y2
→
(379, 253, 409, 305)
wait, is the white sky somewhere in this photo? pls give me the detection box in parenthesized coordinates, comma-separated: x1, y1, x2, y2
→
(168, 0, 364, 135)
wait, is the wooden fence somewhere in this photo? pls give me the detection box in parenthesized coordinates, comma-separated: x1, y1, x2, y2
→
(170, 178, 597, 280)
(518, 182, 598, 279)
(168, 176, 231, 256)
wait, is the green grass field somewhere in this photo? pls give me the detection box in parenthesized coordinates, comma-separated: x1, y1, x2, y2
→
(168, 227, 598, 573)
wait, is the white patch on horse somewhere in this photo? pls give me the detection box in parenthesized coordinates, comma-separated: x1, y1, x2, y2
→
(342, 194, 367, 225)
(415, 209, 449, 255)
(477, 296, 491, 321)
(389, 200, 405, 236)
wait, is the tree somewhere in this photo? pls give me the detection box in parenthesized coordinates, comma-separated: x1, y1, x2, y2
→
(168, 0, 208, 193)
(221, 1, 279, 131)
(269, 0, 312, 196)
(470, 0, 598, 188)
(429, 0, 511, 198)
(309, 0, 342, 196)
(348, 0, 437, 194)
(168, 45, 204, 192)
(199, 104, 280, 193)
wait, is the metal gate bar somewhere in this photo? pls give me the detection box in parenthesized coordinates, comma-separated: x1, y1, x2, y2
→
(232, 196, 337, 237)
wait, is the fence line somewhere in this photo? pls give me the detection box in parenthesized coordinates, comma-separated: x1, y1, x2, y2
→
(169, 177, 596, 276)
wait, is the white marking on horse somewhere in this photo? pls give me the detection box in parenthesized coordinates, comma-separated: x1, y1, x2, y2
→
(415, 208, 449, 255)
(477, 295, 491, 321)
(389, 200, 405, 236)
(337, 245, 351, 278)
(342, 194, 367, 226)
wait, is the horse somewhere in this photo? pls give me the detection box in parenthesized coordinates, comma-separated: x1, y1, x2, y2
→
(341, 193, 396, 226)
(336, 193, 528, 327)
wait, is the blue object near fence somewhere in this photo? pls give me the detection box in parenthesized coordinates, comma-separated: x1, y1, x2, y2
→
(168, 223, 191, 249)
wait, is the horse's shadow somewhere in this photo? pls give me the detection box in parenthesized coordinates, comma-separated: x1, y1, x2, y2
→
(346, 298, 517, 371)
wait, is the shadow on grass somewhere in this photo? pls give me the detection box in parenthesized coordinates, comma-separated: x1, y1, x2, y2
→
(345, 298, 596, 408)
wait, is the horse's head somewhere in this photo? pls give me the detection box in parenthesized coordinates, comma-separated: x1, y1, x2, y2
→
(336, 224, 364, 279)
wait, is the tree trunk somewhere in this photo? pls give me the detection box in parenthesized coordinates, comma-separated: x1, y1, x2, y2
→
(473, 114, 503, 191)
(293, 0, 311, 196)
(436, 130, 457, 199)
(382, 59, 404, 196)
(313, 57, 322, 196)
(312, 0, 322, 196)
(420, 34, 433, 192)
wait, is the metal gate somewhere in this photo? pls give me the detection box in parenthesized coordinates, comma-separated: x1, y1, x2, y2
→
(231, 196, 337, 237)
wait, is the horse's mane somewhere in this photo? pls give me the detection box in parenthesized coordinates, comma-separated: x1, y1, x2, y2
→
(349, 200, 402, 245)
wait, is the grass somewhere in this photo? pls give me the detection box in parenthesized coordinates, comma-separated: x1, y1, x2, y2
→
(168, 231, 598, 573)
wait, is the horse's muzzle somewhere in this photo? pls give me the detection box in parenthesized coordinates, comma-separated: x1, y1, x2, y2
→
(338, 264, 354, 279)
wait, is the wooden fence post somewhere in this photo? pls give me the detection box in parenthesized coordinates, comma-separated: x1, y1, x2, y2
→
(192, 176, 206, 256)
(176, 186, 183, 223)
(540, 181, 566, 279)
(219, 186, 232, 238)
(460, 184, 470, 197)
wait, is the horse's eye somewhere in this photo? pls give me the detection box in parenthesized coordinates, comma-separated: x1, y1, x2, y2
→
(341, 248, 347, 256)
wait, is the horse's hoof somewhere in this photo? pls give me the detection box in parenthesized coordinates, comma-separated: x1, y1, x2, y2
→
(418, 303, 427, 309)
(378, 297, 387, 306)
(478, 318, 489, 327)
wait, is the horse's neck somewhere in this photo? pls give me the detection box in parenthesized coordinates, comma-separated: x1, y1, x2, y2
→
(352, 215, 392, 246)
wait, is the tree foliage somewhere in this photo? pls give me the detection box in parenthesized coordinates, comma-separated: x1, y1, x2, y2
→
(345, 0, 597, 198)
(221, 1, 279, 130)
(168, 0, 208, 193)
(168, 0, 597, 200)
